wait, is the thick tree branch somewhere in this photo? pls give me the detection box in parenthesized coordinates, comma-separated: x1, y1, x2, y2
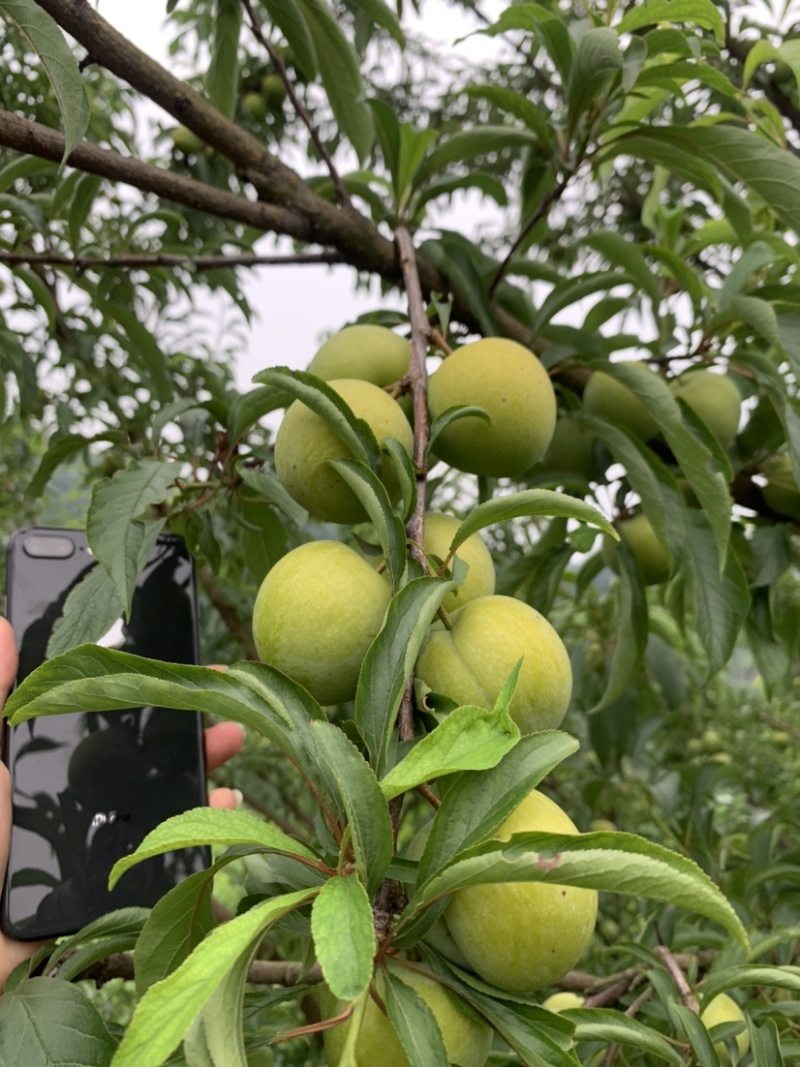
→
(0, 250, 344, 271)
(0, 110, 310, 237)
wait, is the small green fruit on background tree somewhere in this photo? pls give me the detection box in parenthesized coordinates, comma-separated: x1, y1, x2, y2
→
(2, 0, 800, 1064)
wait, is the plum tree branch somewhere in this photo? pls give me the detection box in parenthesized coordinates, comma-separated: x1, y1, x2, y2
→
(654, 945, 699, 1014)
(0, 250, 344, 271)
(488, 173, 570, 298)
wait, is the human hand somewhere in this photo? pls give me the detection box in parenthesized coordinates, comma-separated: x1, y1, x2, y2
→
(0, 616, 245, 991)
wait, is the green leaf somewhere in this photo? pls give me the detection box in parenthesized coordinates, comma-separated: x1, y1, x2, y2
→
(260, 0, 318, 80)
(355, 576, 455, 777)
(237, 464, 308, 527)
(449, 489, 616, 561)
(417, 127, 541, 185)
(135, 866, 216, 997)
(407, 831, 749, 948)
(532, 272, 630, 337)
(184, 940, 253, 1067)
(45, 906, 149, 975)
(380, 689, 520, 801)
(581, 232, 661, 306)
(295, 0, 374, 161)
(464, 86, 554, 155)
(667, 1002, 720, 1067)
(699, 965, 800, 1001)
(384, 436, 417, 521)
(206, 0, 242, 120)
(349, 0, 403, 44)
(86, 459, 178, 616)
(311, 875, 376, 1001)
(383, 969, 449, 1067)
(96, 299, 173, 404)
(565, 1009, 684, 1065)
(591, 545, 648, 712)
(567, 28, 623, 130)
(0, 0, 89, 165)
(418, 237, 498, 337)
(415, 731, 579, 887)
(112, 889, 316, 1067)
(227, 385, 291, 445)
(597, 361, 731, 568)
(686, 509, 750, 680)
(45, 563, 122, 659)
(0, 979, 116, 1067)
(427, 405, 492, 462)
(474, 4, 573, 84)
(309, 722, 392, 897)
(617, 0, 724, 43)
(109, 806, 319, 889)
(328, 458, 408, 591)
(26, 431, 122, 497)
(3, 648, 339, 817)
(253, 367, 381, 471)
(749, 1017, 786, 1067)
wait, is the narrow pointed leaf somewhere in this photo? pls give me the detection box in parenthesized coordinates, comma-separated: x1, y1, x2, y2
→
(189, 936, 262, 1067)
(355, 576, 455, 777)
(617, 0, 724, 42)
(667, 1002, 720, 1067)
(253, 367, 381, 471)
(45, 907, 149, 974)
(427, 405, 491, 462)
(112, 890, 316, 1067)
(449, 490, 616, 562)
(699, 965, 800, 1001)
(329, 458, 408, 590)
(46, 563, 122, 658)
(312, 875, 376, 1001)
(590, 545, 648, 712)
(310, 721, 392, 897)
(408, 831, 748, 948)
(0, 0, 89, 164)
(383, 969, 449, 1067)
(109, 807, 319, 889)
(206, 0, 242, 119)
(564, 1009, 684, 1065)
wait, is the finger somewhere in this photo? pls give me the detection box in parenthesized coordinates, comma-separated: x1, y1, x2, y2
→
(0, 617, 19, 706)
(204, 722, 246, 773)
(209, 787, 242, 810)
(0, 763, 40, 991)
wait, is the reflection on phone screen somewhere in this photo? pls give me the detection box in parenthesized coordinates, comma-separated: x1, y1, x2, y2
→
(4, 534, 208, 939)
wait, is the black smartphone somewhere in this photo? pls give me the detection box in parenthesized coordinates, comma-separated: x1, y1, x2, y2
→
(1, 527, 209, 941)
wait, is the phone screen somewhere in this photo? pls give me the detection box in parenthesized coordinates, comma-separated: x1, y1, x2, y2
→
(2, 529, 209, 940)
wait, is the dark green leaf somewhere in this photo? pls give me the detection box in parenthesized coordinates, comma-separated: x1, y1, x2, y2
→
(567, 28, 623, 130)
(617, 0, 724, 43)
(46, 563, 121, 659)
(355, 576, 455, 777)
(206, 0, 242, 120)
(383, 969, 449, 1067)
(0, 979, 116, 1066)
(86, 458, 178, 615)
(591, 544, 648, 711)
(0, 0, 89, 164)
(565, 1008, 683, 1065)
(96, 300, 173, 404)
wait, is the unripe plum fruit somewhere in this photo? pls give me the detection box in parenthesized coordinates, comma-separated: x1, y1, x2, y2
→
(537, 416, 599, 481)
(274, 378, 414, 524)
(541, 991, 585, 1012)
(670, 369, 741, 447)
(762, 453, 800, 519)
(322, 965, 492, 1067)
(252, 540, 391, 705)
(445, 790, 598, 994)
(171, 126, 202, 154)
(260, 73, 288, 108)
(423, 512, 495, 613)
(602, 513, 672, 586)
(242, 92, 268, 121)
(427, 338, 556, 477)
(415, 594, 572, 734)
(308, 325, 410, 389)
(700, 993, 749, 1065)
(583, 363, 660, 440)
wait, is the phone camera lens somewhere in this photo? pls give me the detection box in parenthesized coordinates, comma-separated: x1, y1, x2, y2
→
(22, 535, 76, 559)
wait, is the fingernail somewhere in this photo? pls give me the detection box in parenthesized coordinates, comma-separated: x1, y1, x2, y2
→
(232, 788, 244, 808)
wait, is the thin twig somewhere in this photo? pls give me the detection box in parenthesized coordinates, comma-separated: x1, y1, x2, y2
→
(655, 945, 700, 1014)
(240, 0, 351, 209)
(0, 250, 344, 271)
(488, 175, 570, 298)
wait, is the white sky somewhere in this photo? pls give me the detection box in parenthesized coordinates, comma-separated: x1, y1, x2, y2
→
(101, 0, 504, 392)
